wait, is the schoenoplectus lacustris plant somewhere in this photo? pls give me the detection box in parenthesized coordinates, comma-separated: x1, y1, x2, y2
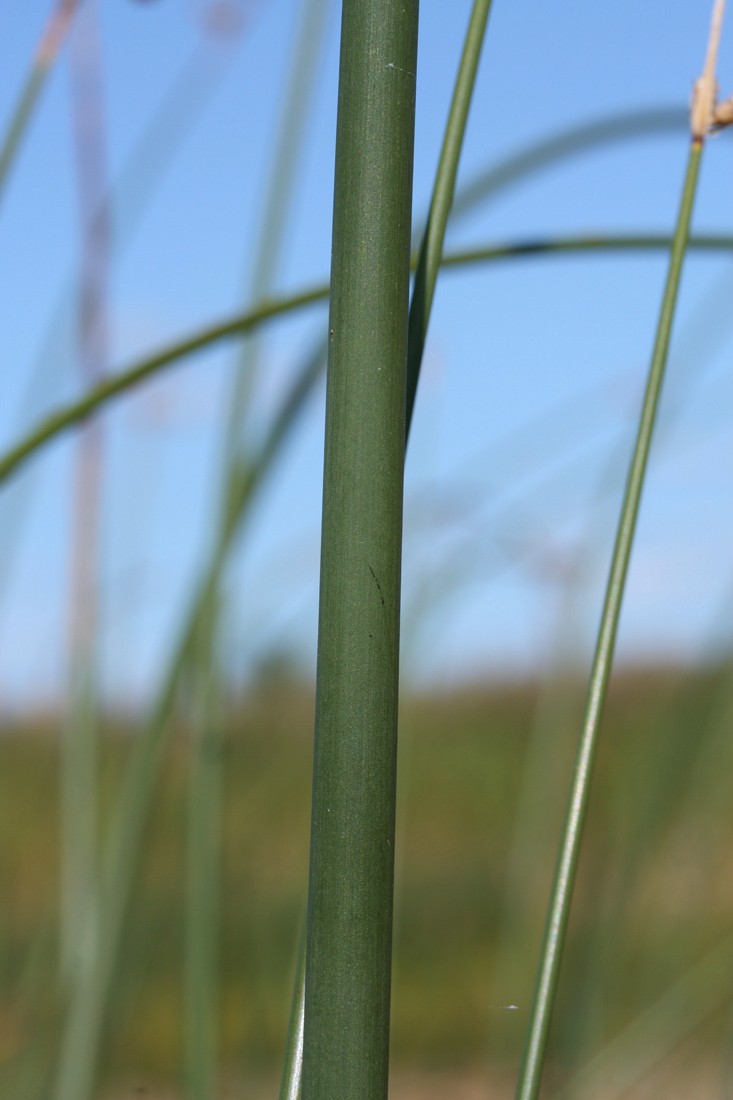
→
(301, 2, 419, 1098)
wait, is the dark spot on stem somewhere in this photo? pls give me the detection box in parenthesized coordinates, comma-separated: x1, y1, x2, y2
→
(368, 564, 385, 607)
(511, 240, 548, 256)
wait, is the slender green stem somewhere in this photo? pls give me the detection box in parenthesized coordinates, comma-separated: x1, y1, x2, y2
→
(451, 108, 688, 222)
(406, 0, 494, 432)
(513, 140, 704, 1100)
(53, 656, 182, 1100)
(11, 42, 231, 440)
(3, 232, 733, 492)
(59, 664, 98, 988)
(302, 1, 418, 1096)
(60, 0, 109, 995)
(223, 0, 331, 467)
(184, 607, 222, 1100)
(0, 285, 327, 486)
(0, 41, 234, 634)
(0, 1, 78, 208)
(441, 232, 733, 267)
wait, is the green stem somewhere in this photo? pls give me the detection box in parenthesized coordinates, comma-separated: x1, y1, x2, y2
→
(406, 0, 494, 432)
(0, 1, 78, 208)
(513, 140, 704, 1100)
(0, 285, 327, 486)
(223, 0, 331, 467)
(452, 108, 688, 222)
(441, 231, 733, 267)
(184, 607, 222, 1100)
(281, 6, 493, 1087)
(302, 1, 418, 1096)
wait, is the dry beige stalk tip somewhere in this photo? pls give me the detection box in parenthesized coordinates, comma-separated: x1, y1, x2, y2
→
(691, 0, 733, 137)
(38, 0, 79, 67)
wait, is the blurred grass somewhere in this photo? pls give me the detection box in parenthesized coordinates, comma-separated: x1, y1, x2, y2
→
(1, 666, 731, 1092)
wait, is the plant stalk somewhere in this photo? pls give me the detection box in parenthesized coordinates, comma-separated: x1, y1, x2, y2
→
(302, 1, 419, 1096)
(513, 138, 704, 1100)
(0, 0, 78, 207)
(406, 0, 493, 432)
(282, 3, 494, 1091)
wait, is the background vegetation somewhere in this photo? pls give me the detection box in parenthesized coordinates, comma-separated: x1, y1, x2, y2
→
(4, 665, 733, 1097)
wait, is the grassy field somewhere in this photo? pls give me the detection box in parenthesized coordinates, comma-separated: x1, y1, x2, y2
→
(2, 664, 732, 1096)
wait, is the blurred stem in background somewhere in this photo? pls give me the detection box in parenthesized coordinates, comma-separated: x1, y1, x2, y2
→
(0, 18, 251, 1098)
(0, 23, 244, 663)
(180, 0, 333, 1089)
(0, 0, 79, 207)
(301, 1, 418, 1096)
(184, 600, 223, 1100)
(221, 0, 331, 469)
(562, 581, 733, 1089)
(451, 107, 689, 221)
(559, 933, 733, 1098)
(51, 337, 327, 1100)
(60, 0, 109, 995)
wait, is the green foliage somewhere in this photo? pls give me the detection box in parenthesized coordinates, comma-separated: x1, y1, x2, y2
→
(1, 669, 732, 1093)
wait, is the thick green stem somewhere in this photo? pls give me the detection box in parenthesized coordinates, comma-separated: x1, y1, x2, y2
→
(302, 2, 419, 1097)
(284, 4, 493, 1092)
(514, 140, 704, 1100)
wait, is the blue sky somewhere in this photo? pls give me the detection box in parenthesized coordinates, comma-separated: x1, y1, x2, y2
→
(0, 1, 732, 706)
